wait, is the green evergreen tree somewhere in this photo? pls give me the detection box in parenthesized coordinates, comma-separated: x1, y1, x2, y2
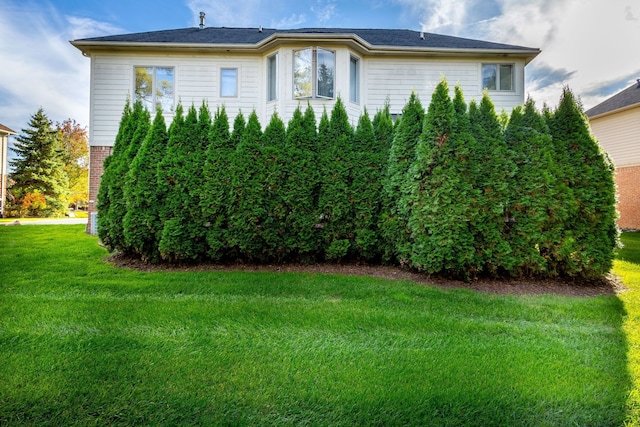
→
(101, 101, 149, 252)
(227, 111, 265, 261)
(351, 109, 382, 260)
(282, 105, 320, 261)
(548, 87, 618, 277)
(158, 104, 209, 261)
(380, 92, 425, 264)
(201, 106, 232, 261)
(504, 103, 557, 276)
(261, 112, 287, 261)
(122, 109, 168, 262)
(468, 93, 513, 275)
(97, 100, 132, 247)
(317, 98, 354, 260)
(408, 81, 476, 278)
(9, 108, 68, 217)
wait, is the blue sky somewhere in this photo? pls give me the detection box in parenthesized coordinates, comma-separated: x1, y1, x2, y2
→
(1, 0, 639, 139)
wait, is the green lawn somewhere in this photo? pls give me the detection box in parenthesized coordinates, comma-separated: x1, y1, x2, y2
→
(0, 225, 635, 426)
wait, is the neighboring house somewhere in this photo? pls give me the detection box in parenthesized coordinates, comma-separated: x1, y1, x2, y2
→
(71, 18, 540, 233)
(586, 80, 640, 229)
(0, 123, 16, 218)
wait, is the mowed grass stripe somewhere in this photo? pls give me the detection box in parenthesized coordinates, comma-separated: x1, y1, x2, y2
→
(0, 225, 631, 426)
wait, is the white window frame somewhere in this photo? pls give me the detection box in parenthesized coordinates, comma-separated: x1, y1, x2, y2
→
(293, 47, 335, 100)
(134, 66, 175, 112)
(481, 63, 514, 92)
(349, 55, 360, 104)
(267, 54, 278, 102)
(220, 68, 238, 98)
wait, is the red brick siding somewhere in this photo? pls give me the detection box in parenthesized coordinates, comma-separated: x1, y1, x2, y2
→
(615, 165, 640, 230)
(87, 146, 112, 234)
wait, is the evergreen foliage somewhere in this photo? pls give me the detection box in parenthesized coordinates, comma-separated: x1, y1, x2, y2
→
(9, 108, 68, 217)
(97, 100, 132, 247)
(122, 109, 168, 262)
(282, 105, 320, 261)
(351, 109, 383, 261)
(468, 93, 513, 274)
(548, 87, 618, 277)
(227, 111, 265, 261)
(317, 98, 354, 260)
(158, 104, 209, 261)
(101, 82, 618, 281)
(261, 112, 288, 261)
(408, 81, 477, 277)
(201, 106, 232, 261)
(380, 92, 425, 263)
(99, 101, 149, 251)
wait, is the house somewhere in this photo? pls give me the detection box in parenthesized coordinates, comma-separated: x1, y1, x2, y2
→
(71, 17, 540, 233)
(0, 123, 16, 218)
(586, 80, 640, 229)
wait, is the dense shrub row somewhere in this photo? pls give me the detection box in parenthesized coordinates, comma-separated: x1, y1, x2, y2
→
(97, 79, 617, 279)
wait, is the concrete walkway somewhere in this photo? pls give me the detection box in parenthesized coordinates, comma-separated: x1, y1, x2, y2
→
(3, 218, 88, 226)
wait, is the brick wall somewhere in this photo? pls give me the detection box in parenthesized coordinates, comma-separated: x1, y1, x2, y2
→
(615, 165, 640, 230)
(87, 146, 112, 234)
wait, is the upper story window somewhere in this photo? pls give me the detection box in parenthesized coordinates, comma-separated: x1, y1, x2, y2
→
(135, 66, 175, 112)
(293, 47, 335, 99)
(482, 63, 513, 91)
(221, 68, 238, 97)
(350, 56, 360, 104)
(267, 54, 278, 102)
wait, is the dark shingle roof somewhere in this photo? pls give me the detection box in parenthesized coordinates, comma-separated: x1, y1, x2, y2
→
(74, 26, 539, 53)
(586, 80, 640, 118)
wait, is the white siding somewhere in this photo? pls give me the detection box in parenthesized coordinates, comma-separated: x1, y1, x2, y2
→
(590, 107, 640, 167)
(88, 48, 527, 147)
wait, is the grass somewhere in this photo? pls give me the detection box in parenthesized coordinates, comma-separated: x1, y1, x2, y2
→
(0, 225, 634, 426)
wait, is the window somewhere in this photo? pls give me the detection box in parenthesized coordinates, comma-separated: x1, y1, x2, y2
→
(350, 56, 360, 104)
(267, 54, 278, 102)
(221, 68, 238, 97)
(134, 66, 175, 112)
(482, 64, 513, 91)
(293, 48, 335, 99)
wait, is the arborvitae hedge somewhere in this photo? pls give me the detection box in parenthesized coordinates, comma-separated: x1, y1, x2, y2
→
(122, 109, 168, 262)
(98, 81, 618, 281)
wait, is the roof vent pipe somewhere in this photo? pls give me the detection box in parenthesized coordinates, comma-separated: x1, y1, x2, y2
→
(259, 25, 263, 33)
(420, 31, 425, 40)
(199, 12, 205, 29)
(637, 78, 640, 89)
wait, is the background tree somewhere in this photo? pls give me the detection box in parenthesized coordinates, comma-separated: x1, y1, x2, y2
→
(56, 119, 89, 210)
(10, 108, 68, 217)
(122, 109, 168, 262)
(380, 92, 424, 264)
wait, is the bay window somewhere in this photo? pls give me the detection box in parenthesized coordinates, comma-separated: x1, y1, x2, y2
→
(293, 47, 335, 99)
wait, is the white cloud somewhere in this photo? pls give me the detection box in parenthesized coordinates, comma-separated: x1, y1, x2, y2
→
(67, 16, 124, 40)
(311, 0, 337, 24)
(394, 0, 640, 109)
(0, 3, 97, 136)
(271, 13, 308, 29)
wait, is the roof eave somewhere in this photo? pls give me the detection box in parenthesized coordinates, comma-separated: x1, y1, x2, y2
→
(587, 102, 640, 120)
(71, 38, 540, 63)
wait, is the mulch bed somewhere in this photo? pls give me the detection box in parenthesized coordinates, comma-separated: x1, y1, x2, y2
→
(108, 253, 626, 297)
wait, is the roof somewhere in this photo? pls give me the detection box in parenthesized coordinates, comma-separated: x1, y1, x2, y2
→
(586, 80, 640, 118)
(72, 26, 540, 63)
(0, 123, 16, 135)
